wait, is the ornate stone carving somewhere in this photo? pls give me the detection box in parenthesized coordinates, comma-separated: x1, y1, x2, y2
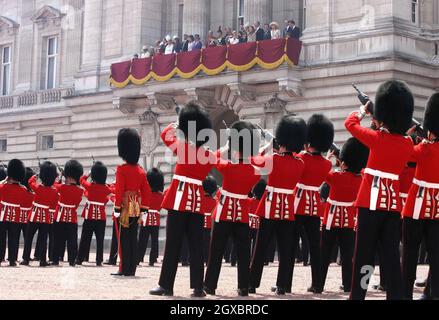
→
(277, 77, 303, 98)
(139, 108, 160, 155)
(146, 92, 176, 111)
(264, 93, 289, 114)
(31, 5, 65, 30)
(227, 83, 257, 102)
(184, 88, 215, 109)
(0, 16, 19, 36)
(112, 97, 136, 114)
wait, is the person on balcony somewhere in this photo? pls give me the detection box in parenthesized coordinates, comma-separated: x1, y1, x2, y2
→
(228, 31, 240, 45)
(263, 23, 272, 40)
(255, 21, 265, 41)
(140, 46, 150, 58)
(192, 34, 203, 51)
(270, 22, 281, 40)
(164, 35, 174, 55)
(247, 26, 256, 42)
(173, 36, 183, 53)
(284, 20, 301, 39)
(187, 35, 195, 52)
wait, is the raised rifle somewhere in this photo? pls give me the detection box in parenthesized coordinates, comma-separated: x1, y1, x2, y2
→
(329, 143, 341, 159)
(0, 160, 6, 169)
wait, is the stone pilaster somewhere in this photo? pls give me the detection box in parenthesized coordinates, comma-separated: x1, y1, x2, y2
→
(244, 0, 272, 25)
(182, 0, 210, 41)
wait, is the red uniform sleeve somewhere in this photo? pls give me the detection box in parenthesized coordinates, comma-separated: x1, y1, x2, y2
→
(325, 171, 335, 186)
(161, 123, 178, 155)
(250, 155, 271, 169)
(80, 175, 92, 191)
(28, 175, 40, 193)
(344, 112, 379, 148)
(114, 167, 125, 209)
(53, 182, 62, 192)
(140, 170, 151, 209)
(411, 142, 427, 163)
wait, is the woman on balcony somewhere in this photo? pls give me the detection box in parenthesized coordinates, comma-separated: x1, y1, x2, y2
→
(270, 22, 281, 40)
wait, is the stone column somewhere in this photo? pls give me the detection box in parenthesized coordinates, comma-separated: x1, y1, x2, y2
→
(183, 0, 210, 42)
(244, 0, 272, 25)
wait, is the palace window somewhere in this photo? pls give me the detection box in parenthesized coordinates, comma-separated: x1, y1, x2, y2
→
(238, 0, 245, 28)
(46, 37, 58, 90)
(38, 133, 54, 151)
(1, 45, 12, 96)
(411, 0, 418, 23)
(303, 0, 307, 30)
(0, 138, 6, 153)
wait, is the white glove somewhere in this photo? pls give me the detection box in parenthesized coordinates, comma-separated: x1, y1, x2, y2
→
(113, 211, 121, 218)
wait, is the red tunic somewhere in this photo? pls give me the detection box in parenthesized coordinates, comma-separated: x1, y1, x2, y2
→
(403, 141, 439, 220)
(322, 170, 362, 230)
(345, 112, 414, 212)
(251, 153, 304, 221)
(293, 152, 332, 217)
(80, 176, 113, 221)
(248, 198, 261, 229)
(160, 123, 216, 214)
(54, 184, 84, 224)
(28, 175, 59, 224)
(140, 192, 164, 227)
(399, 165, 416, 207)
(19, 190, 35, 224)
(0, 182, 28, 223)
(212, 157, 260, 224)
(202, 195, 217, 229)
(114, 164, 150, 213)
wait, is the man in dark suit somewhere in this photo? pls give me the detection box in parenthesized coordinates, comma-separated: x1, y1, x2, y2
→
(263, 23, 271, 40)
(285, 20, 301, 39)
(192, 34, 203, 51)
(255, 21, 265, 41)
(182, 34, 189, 52)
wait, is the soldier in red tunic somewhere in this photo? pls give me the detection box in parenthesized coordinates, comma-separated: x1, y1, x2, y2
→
(113, 128, 150, 277)
(201, 176, 218, 265)
(51, 160, 84, 266)
(0, 159, 27, 266)
(0, 166, 6, 264)
(204, 121, 261, 297)
(248, 179, 267, 257)
(16, 168, 35, 261)
(137, 168, 164, 266)
(76, 161, 113, 266)
(321, 138, 369, 293)
(21, 161, 59, 267)
(249, 115, 307, 295)
(402, 92, 439, 300)
(293, 114, 334, 294)
(150, 102, 215, 297)
(346, 80, 414, 300)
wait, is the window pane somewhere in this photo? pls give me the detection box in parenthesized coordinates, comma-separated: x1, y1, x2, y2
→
(0, 139, 6, 152)
(2, 47, 10, 63)
(48, 38, 57, 55)
(238, 0, 244, 16)
(42, 135, 54, 150)
(47, 57, 55, 89)
(2, 64, 10, 95)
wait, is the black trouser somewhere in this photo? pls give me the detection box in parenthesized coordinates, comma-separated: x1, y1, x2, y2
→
(402, 217, 439, 300)
(249, 229, 258, 257)
(77, 220, 106, 264)
(0, 222, 21, 263)
(419, 237, 428, 264)
(18, 223, 27, 243)
(0, 221, 7, 261)
(294, 215, 322, 290)
(180, 234, 190, 264)
(22, 223, 50, 262)
(266, 237, 276, 263)
(224, 238, 233, 263)
(321, 228, 355, 291)
(52, 222, 78, 264)
(119, 217, 139, 276)
(159, 211, 204, 290)
(249, 219, 296, 290)
(205, 221, 250, 290)
(137, 226, 159, 264)
(203, 229, 211, 264)
(296, 225, 309, 263)
(350, 209, 403, 300)
(108, 218, 119, 264)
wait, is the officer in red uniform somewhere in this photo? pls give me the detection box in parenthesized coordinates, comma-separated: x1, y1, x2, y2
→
(113, 128, 150, 277)
(150, 102, 215, 297)
(248, 180, 267, 256)
(204, 121, 261, 297)
(346, 80, 414, 300)
(293, 114, 334, 294)
(21, 161, 59, 267)
(402, 92, 439, 300)
(201, 176, 218, 265)
(137, 168, 164, 266)
(321, 138, 369, 293)
(16, 168, 35, 261)
(0, 159, 27, 266)
(249, 115, 307, 295)
(77, 161, 113, 266)
(51, 160, 84, 266)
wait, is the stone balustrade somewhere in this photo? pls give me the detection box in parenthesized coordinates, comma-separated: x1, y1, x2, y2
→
(0, 87, 75, 110)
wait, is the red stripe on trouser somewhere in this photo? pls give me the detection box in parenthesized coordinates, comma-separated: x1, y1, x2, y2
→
(114, 217, 122, 273)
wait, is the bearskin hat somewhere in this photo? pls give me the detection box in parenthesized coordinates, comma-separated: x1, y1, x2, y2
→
(423, 92, 439, 138)
(118, 128, 141, 165)
(7, 159, 25, 182)
(64, 160, 84, 183)
(22, 167, 35, 189)
(252, 179, 267, 200)
(307, 114, 334, 153)
(91, 161, 108, 185)
(40, 161, 58, 187)
(374, 80, 414, 135)
(202, 175, 218, 197)
(178, 102, 212, 147)
(147, 168, 164, 193)
(340, 137, 370, 174)
(275, 115, 307, 153)
(0, 167, 6, 181)
(229, 121, 260, 158)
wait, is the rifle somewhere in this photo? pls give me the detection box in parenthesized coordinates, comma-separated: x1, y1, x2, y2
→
(55, 162, 64, 175)
(92, 155, 96, 164)
(173, 98, 180, 115)
(329, 143, 341, 158)
(0, 160, 6, 169)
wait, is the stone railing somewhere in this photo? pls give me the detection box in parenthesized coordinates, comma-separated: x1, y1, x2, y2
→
(0, 87, 75, 110)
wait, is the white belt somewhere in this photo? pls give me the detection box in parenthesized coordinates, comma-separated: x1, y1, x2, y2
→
(249, 214, 259, 218)
(365, 168, 399, 211)
(327, 199, 355, 207)
(30, 202, 49, 222)
(173, 174, 203, 211)
(21, 207, 32, 211)
(215, 189, 248, 223)
(0, 201, 19, 221)
(87, 201, 105, 206)
(58, 202, 76, 208)
(364, 168, 399, 181)
(204, 212, 212, 216)
(296, 183, 321, 192)
(413, 179, 439, 220)
(399, 193, 408, 199)
(266, 185, 295, 195)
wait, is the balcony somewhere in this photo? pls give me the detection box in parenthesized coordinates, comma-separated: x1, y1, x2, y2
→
(0, 87, 75, 110)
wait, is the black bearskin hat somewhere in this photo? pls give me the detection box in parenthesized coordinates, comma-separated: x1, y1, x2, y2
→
(229, 121, 260, 158)
(424, 92, 439, 137)
(22, 167, 35, 189)
(64, 160, 84, 183)
(374, 80, 414, 135)
(7, 159, 25, 182)
(178, 102, 212, 147)
(118, 128, 141, 165)
(275, 115, 307, 153)
(91, 161, 108, 185)
(252, 179, 267, 200)
(307, 114, 334, 153)
(340, 137, 370, 174)
(147, 168, 165, 193)
(0, 167, 6, 181)
(40, 161, 58, 187)
(202, 175, 218, 197)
